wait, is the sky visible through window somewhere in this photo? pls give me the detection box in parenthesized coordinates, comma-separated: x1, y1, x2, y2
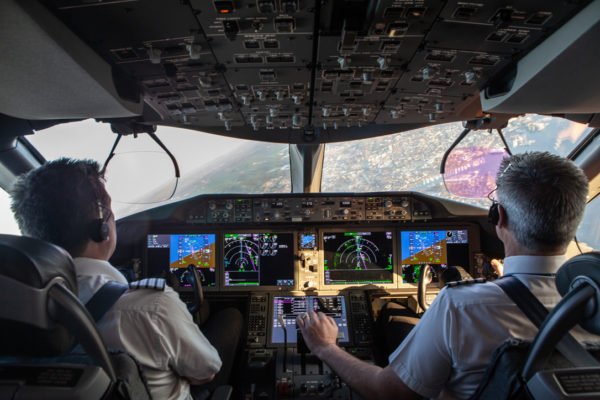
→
(0, 115, 594, 236)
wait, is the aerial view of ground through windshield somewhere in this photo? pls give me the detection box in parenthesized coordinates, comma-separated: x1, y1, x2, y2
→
(171, 114, 589, 209)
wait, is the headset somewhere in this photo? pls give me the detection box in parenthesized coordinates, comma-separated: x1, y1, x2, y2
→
(488, 202, 500, 226)
(488, 160, 513, 226)
(90, 200, 110, 242)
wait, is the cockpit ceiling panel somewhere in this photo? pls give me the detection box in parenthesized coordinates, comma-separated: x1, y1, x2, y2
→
(18, 0, 595, 142)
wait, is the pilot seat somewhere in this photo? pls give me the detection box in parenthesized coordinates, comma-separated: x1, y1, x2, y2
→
(475, 252, 600, 399)
(0, 234, 151, 400)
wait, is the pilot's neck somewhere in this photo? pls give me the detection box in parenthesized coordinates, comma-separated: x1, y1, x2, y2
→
(78, 240, 113, 261)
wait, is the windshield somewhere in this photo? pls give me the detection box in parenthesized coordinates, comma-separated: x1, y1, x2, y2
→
(27, 120, 290, 218)
(322, 115, 593, 208)
(27, 114, 592, 216)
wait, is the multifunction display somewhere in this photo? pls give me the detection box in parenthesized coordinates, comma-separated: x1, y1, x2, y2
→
(223, 233, 294, 287)
(146, 234, 216, 286)
(271, 296, 349, 345)
(323, 231, 394, 285)
(400, 230, 469, 283)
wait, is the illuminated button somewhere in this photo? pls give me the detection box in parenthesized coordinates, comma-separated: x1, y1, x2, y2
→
(214, 1, 234, 13)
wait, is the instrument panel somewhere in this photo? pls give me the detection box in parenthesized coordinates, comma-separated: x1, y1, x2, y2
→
(145, 225, 479, 292)
(139, 193, 484, 291)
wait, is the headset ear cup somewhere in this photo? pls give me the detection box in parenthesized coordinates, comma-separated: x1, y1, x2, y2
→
(90, 219, 109, 242)
(488, 203, 500, 225)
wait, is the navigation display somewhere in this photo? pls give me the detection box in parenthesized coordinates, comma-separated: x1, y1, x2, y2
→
(323, 231, 394, 285)
(271, 296, 349, 344)
(146, 234, 216, 286)
(223, 233, 294, 287)
(400, 230, 469, 283)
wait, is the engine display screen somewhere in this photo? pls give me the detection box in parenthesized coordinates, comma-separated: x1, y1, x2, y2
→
(322, 231, 394, 285)
(223, 233, 294, 287)
(146, 234, 216, 286)
(271, 296, 349, 344)
(400, 230, 469, 283)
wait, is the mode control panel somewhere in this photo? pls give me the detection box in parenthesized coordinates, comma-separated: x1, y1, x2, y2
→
(366, 196, 410, 221)
(319, 197, 364, 221)
(207, 198, 254, 223)
(185, 194, 428, 224)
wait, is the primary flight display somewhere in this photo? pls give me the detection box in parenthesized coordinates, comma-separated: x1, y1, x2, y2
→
(400, 230, 469, 283)
(146, 233, 217, 286)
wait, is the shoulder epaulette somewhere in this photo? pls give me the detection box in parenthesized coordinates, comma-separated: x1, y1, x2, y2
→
(446, 278, 487, 287)
(128, 278, 166, 291)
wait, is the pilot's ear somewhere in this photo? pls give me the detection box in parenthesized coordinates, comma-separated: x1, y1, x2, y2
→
(496, 204, 508, 227)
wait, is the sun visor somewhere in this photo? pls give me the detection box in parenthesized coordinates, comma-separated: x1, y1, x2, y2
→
(0, 0, 143, 120)
(480, 0, 600, 115)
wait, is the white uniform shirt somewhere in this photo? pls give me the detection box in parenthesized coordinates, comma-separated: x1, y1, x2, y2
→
(388, 255, 600, 399)
(74, 257, 222, 400)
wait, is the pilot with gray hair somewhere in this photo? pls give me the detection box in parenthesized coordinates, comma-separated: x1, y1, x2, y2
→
(297, 151, 593, 399)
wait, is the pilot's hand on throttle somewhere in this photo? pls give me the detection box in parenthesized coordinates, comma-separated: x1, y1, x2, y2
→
(296, 311, 338, 357)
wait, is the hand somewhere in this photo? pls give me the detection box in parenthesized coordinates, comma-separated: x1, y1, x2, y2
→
(296, 311, 339, 357)
(491, 259, 504, 276)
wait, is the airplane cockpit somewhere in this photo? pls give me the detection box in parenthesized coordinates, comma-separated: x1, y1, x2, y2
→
(0, 0, 599, 399)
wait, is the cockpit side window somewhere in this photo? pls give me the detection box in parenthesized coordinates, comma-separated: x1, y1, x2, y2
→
(575, 195, 600, 252)
(0, 188, 20, 235)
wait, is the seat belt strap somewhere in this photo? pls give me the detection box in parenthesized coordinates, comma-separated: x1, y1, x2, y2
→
(85, 281, 129, 323)
(494, 277, 548, 326)
(494, 277, 597, 367)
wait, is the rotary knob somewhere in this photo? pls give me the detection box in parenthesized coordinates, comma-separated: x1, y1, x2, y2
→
(225, 201, 233, 210)
(208, 202, 217, 210)
(383, 200, 392, 208)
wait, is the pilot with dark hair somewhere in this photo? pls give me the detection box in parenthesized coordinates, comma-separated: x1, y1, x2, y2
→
(10, 158, 241, 400)
(297, 152, 593, 399)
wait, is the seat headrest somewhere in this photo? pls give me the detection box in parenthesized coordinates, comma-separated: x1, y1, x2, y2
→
(556, 252, 600, 297)
(0, 234, 77, 293)
(556, 252, 600, 335)
(0, 234, 77, 357)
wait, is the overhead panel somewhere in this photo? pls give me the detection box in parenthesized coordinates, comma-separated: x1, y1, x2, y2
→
(39, 0, 593, 143)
